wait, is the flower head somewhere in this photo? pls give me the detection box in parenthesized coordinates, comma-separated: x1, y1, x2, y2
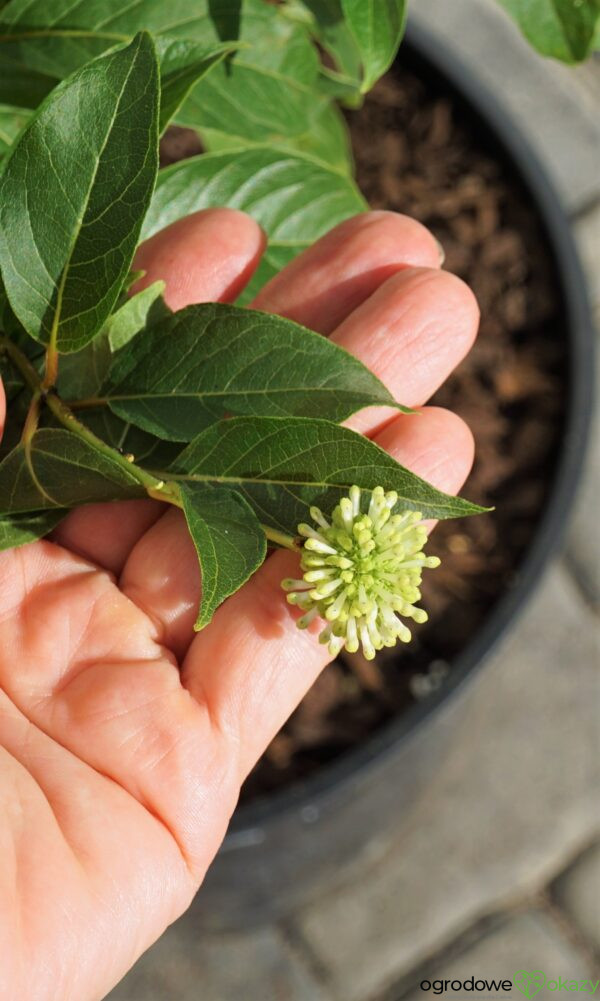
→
(281, 485, 440, 660)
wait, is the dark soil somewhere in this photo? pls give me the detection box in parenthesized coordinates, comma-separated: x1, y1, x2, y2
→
(161, 59, 566, 804)
(240, 62, 566, 801)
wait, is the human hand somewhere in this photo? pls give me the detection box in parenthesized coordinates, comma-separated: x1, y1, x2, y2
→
(0, 209, 478, 1001)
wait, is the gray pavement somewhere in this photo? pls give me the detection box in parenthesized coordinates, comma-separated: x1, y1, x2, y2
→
(553, 843, 600, 957)
(108, 2, 600, 998)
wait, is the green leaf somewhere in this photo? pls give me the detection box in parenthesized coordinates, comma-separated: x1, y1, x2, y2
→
(0, 0, 320, 144)
(0, 102, 30, 153)
(57, 335, 112, 402)
(171, 416, 488, 532)
(102, 302, 408, 442)
(496, 0, 600, 62)
(155, 36, 240, 132)
(179, 483, 267, 629)
(173, 3, 321, 145)
(37, 280, 170, 470)
(316, 65, 364, 105)
(340, 0, 407, 91)
(285, 0, 362, 88)
(0, 0, 350, 164)
(73, 409, 183, 469)
(105, 281, 170, 354)
(53, 283, 168, 401)
(0, 33, 159, 353)
(0, 0, 305, 74)
(143, 146, 366, 301)
(0, 509, 67, 551)
(192, 93, 353, 173)
(0, 429, 147, 514)
(0, 55, 57, 107)
(0, 0, 125, 79)
(282, 99, 353, 172)
(175, 48, 317, 144)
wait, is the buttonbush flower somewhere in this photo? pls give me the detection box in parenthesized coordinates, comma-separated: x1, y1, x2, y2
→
(281, 486, 441, 660)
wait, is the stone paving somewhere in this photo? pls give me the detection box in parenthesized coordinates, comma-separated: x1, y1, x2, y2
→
(108, 2, 600, 998)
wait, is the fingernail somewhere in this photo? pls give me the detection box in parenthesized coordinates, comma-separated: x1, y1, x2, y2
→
(435, 237, 445, 266)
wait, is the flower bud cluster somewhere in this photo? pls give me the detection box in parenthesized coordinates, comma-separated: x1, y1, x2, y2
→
(282, 485, 440, 660)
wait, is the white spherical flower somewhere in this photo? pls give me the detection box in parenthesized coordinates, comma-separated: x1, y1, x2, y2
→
(281, 485, 441, 660)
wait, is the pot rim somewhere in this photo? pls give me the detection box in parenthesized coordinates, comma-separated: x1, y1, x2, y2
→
(227, 22, 596, 833)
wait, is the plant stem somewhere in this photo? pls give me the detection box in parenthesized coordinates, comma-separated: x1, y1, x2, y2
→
(0, 334, 160, 492)
(21, 391, 41, 444)
(147, 481, 182, 506)
(0, 336, 41, 395)
(262, 526, 300, 551)
(147, 479, 300, 551)
(43, 343, 59, 391)
(45, 390, 165, 489)
(67, 396, 107, 409)
(0, 336, 302, 553)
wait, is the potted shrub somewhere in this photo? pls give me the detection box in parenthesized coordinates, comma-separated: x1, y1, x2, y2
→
(0, 0, 595, 934)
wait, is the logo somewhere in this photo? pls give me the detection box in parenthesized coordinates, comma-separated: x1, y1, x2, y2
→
(419, 974, 599, 996)
(515, 971, 546, 999)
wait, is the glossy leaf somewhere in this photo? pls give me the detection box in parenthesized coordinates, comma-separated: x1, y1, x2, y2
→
(171, 416, 488, 533)
(175, 50, 317, 144)
(288, 0, 362, 87)
(0, 0, 320, 143)
(0, 0, 307, 72)
(0, 510, 67, 551)
(74, 409, 183, 469)
(283, 99, 353, 172)
(340, 0, 407, 91)
(0, 429, 146, 513)
(54, 283, 168, 401)
(154, 36, 240, 132)
(179, 483, 267, 629)
(57, 336, 112, 402)
(105, 281, 170, 354)
(497, 0, 600, 62)
(173, 3, 321, 145)
(0, 33, 159, 352)
(103, 302, 408, 441)
(190, 92, 353, 172)
(143, 147, 366, 301)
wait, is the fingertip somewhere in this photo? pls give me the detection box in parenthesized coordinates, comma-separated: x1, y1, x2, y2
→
(51, 499, 164, 574)
(252, 210, 443, 332)
(333, 265, 480, 415)
(376, 405, 475, 494)
(432, 267, 480, 344)
(133, 208, 266, 310)
(349, 210, 444, 268)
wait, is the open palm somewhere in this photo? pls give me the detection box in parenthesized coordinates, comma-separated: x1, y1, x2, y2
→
(0, 209, 478, 1001)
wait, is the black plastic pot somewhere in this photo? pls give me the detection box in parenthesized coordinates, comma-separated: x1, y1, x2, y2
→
(190, 24, 595, 931)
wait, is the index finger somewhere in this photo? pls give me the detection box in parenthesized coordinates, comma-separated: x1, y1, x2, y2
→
(252, 210, 443, 332)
